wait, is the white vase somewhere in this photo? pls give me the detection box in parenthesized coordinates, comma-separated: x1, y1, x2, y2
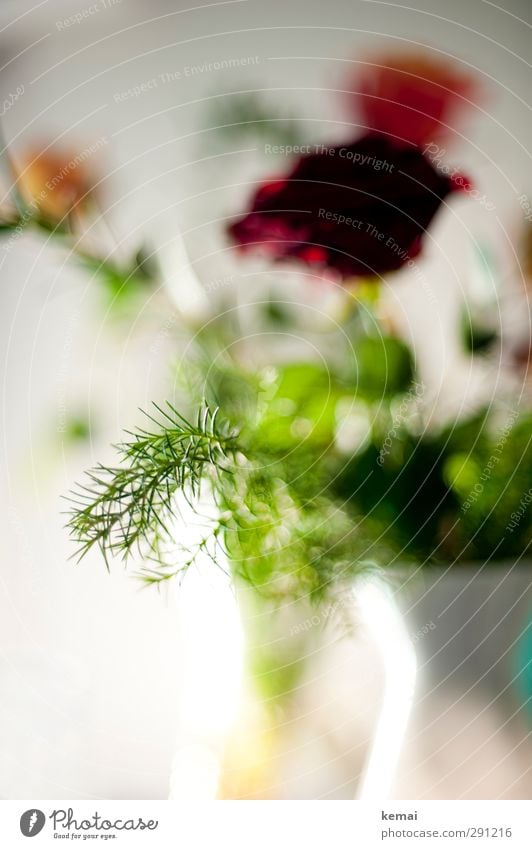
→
(169, 569, 416, 800)
(392, 562, 532, 799)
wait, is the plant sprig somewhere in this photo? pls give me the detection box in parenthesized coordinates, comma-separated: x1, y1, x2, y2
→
(66, 402, 238, 569)
(66, 379, 371, 599)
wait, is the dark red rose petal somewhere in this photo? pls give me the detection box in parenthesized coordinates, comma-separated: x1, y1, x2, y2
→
(228, 135, 460, 280)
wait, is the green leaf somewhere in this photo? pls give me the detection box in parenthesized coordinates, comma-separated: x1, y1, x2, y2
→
(253, 363, 344, 451)
(354, 335, 414, 400)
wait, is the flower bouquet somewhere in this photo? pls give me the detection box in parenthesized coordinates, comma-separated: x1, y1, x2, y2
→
(8, 52, 530, 798)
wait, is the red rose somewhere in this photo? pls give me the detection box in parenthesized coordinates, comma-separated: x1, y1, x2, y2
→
(351, 52, 475, 148)
(228, 135, 460, 280)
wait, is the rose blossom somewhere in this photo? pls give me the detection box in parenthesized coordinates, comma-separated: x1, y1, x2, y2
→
(228, 135, 463, 280)
(350, 52, 476, 148)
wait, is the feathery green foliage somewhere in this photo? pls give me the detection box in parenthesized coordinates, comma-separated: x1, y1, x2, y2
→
(66, 403, 238, 569)
(66, 370, 371, 599)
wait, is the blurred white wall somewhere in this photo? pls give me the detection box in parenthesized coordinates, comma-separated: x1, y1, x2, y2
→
(0, 0, 530, 798)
